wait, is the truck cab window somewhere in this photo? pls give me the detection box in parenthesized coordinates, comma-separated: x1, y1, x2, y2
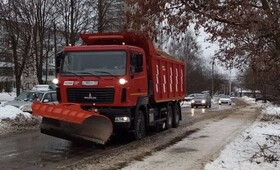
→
(61, 51, 127, 76)
(130, 53, 143, 74)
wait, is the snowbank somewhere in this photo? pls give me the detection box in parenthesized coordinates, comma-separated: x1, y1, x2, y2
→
(0, 92, 16, 102)
(0, 105, 31, 119)
(180, 101, 191, 108)
(205, 98, 280, 170)
(0, 92, 40, 135)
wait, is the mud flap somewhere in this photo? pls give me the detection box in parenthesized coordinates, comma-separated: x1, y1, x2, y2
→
(32, 102, 113, 144)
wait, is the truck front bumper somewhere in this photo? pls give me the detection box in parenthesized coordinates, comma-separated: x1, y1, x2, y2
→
(97, 107, 132, 130)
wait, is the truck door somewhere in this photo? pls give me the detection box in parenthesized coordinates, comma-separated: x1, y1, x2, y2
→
(129, 52, 148, 104)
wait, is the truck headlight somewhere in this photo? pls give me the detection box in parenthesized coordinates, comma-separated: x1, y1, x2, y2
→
(52, 78, 59, 84)
(201, 100, 206, 104)
(19, 105, 32, 112)
(191, 100, 195, 103)
(119, 78, 127, 85)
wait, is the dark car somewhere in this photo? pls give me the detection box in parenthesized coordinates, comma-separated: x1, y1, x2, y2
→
(191, 93, 211, 108)
(4, 90, 57, 113)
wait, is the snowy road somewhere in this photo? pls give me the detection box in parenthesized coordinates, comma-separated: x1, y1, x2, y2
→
(0, 103, 236, 170)
(122, 105, 259, 170)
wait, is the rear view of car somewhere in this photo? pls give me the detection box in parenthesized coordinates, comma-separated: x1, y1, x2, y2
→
(218, 95, 232, 105)
(191, 94, 211, 108)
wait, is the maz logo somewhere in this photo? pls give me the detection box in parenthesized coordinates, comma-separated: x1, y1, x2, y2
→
(84, 93, 97, 100)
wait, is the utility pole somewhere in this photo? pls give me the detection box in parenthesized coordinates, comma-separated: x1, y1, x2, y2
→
(228, 62, 233, 96)
(229, 67, 232, 96)
(211, 58, 214, 98)
(53, 21, 57, 77)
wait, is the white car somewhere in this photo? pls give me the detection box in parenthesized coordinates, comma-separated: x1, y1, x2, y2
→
(218, 95, 232, 105)
(4, 90, 57, 113)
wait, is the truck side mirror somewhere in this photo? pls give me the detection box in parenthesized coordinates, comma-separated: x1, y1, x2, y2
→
(55, 51, 64, 75)
(43, 99, 50, 103)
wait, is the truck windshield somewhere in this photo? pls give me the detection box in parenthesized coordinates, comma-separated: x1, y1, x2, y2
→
(61, 51, 126, 76)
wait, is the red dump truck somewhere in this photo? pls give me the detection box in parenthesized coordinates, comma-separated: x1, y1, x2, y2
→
(32, 32, 185, 144)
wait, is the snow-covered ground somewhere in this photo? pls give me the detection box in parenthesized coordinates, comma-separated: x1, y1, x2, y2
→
(205, 96, 280, 170)
(0, 92, 40, 135)
(123, 96, 280, 170)
(0, 92, 28, 118)
(180, 100, 191, 107)
(0, 92, 15, 103)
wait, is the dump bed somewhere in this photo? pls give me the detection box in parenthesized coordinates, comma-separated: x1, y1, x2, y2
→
(80, 32, 185, 103)
(150, 50, 185, 103)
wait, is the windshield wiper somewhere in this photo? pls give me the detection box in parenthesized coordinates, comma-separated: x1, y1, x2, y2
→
(61, 71, 84, 79)
(93, 71, 113, 76)
(62, 70, 113, 77)
(76, 71, 101, 78)
(62, 71, 79, 75)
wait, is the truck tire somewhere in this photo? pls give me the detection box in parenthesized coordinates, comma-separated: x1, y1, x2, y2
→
(166, 104, 173, 129)
(134, 110, 146, 140)
(173, 104, 180, 128)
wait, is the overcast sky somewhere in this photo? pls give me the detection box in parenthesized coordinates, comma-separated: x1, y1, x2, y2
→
(195, 27, 238, 80)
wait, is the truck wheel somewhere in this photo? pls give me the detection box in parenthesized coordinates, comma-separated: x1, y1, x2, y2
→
(134, 110, 146, 140)
(166, 104, 173, 129)
(173, 104, 180, 128)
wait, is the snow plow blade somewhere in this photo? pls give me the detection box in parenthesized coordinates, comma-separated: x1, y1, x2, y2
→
(32, 102, 113, 144)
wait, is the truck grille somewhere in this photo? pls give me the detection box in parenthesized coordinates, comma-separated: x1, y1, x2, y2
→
(67, 88, 115, 103)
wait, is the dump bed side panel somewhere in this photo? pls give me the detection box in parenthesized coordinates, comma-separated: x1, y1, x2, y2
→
(150, 55, 185, 103)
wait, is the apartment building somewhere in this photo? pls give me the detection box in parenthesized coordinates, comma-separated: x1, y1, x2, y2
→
(0, 22, 14, 92)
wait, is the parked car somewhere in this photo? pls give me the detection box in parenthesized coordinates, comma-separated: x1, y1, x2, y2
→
(218, 94, 232, 105)
(4, 90, 57, 113)
(31, 84, 54, 91)
(191, 93, 211, 108)
(201, 90, 210, 94)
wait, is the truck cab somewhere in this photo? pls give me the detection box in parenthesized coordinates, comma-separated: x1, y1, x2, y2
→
(57, 45, 148, 108)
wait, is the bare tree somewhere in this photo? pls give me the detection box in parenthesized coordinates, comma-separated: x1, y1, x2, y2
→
(95, 0, 125, 33)
(0, 1, 33, 95)
(55, 0, 95, 45)
(164, 31, 201, 93)
(31, 0, 57, 84)
(125, 0, 280, 95)
(125, 0, 170, 39)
